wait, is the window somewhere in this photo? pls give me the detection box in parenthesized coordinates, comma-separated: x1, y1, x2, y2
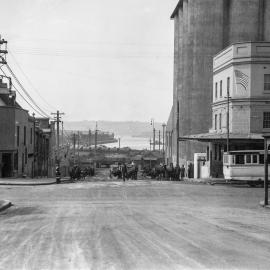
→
(215, 82, 218, 99)
(220, 80, 223, 97)
(264, 74, 270, 91)
(23, 126, 26, 146)
(25, 148, 27, 164)
(263, 112, 270, 128)
(235, 154, 245, 164)
(219, 113, 222, 130)
(246, 154, 251, 164)
(214, 114, 217, 130)
(252, 154, 258, 164)
(227, 77, 230, 95)
(259, 154, 264, 164)
(17, 126, 20, 147)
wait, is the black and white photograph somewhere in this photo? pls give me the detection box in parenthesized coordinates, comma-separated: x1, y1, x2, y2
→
(1, 0, 270, 269)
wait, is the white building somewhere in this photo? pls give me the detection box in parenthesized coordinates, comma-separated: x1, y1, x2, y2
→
(180, 42, 270, 178)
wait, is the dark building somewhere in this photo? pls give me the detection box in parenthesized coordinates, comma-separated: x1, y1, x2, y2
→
(0, 78, 56, 178)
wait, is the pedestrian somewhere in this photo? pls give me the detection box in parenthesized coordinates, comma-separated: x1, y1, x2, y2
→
(175, 164, 180, 181)
(122, 163, 127, 182)
(180, 165, 185, 180)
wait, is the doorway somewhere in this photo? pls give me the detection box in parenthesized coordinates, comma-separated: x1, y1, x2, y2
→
(1, 153, 12, 178)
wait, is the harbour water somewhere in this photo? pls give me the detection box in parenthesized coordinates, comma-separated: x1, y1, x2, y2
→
(100, 136, 150, 150)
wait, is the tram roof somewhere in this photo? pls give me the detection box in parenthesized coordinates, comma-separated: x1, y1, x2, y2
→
(178, 133, 264, 142)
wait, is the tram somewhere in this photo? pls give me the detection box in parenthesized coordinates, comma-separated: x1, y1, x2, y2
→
(223, 150, 269, 182)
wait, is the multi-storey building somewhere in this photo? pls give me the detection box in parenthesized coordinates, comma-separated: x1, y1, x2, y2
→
(181, 42, 270, 177)
(0, 78, 56, 178)
(166, 0, 270, 168)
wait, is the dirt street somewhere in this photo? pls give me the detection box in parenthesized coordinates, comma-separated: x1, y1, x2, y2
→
(0, 170, 270, 270)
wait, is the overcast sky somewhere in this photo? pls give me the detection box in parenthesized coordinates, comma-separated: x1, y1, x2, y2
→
(0, 0, 177, 122)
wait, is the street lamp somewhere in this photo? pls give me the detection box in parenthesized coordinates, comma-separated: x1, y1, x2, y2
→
(162, 123, 166, 162)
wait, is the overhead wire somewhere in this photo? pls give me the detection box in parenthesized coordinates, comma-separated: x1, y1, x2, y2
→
(8, 50, 58, 111)
(3, 63, 51, 118)
(0, 66, 49, 118)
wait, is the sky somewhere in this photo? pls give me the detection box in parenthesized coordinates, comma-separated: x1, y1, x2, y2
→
(0, 0, 177, 122)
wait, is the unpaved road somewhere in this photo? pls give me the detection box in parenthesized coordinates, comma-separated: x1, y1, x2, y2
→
(0, 172, 270, 270)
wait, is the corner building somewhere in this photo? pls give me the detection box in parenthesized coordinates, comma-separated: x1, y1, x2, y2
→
(167, 0, 270, 166)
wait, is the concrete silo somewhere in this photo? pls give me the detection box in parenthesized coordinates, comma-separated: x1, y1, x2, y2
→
(168, 0, 270, 165)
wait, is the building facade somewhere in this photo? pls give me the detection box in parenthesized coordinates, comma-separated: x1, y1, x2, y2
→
(167, 0, 270, 167)
(181, 42, 270, 177)
(0, 78, 56, 178)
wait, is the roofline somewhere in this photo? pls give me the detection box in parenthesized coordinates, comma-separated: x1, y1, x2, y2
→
(213, 41, 270, 58)
(170, 0, 183, 19)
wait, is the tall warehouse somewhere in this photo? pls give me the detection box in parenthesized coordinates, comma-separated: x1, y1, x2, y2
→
(166, 0, 270, 165)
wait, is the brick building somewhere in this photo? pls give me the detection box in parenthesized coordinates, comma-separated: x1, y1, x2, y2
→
(0, 78, 56, 178)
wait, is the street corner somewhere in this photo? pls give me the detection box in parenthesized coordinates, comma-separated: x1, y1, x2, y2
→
(0, 200, 12, 212)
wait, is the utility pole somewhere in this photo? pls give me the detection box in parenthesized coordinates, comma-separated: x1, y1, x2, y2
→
(151, 118, 155, 151)
(118, 137, 121, 150)
(73, 133, 76, 165)
(77, 131, 80, 165)
(32, 113, 36, 178)
(177, 100, 180, 166)
(88, 129, 91, 147)
(226, 86, 230, 154)
(61, 121, 64, 146)
(0, 37, 8, 65)
(158, 130, 161, 152)
(51, 110, 64, 166)
(162, 123, 166, 163)
(264, 136, 269, 206)
(95, 122, 98, 151)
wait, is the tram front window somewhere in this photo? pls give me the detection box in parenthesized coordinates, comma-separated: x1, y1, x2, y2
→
(246, 154, 251, 164)
(235, 154, 245, 164)
(253, 155, 258, 164)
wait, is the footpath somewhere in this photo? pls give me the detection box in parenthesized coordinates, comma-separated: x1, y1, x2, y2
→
(0, 177, 57, 186)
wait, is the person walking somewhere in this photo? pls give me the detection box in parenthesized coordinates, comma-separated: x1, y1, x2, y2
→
(180, 165, 185, 181)
(122, 163, 127, 182)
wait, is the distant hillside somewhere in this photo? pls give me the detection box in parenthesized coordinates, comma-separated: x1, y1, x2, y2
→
(64, 121, 164, 137)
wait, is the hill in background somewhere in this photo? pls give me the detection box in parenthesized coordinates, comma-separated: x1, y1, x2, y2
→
(64, 120, 164, 137)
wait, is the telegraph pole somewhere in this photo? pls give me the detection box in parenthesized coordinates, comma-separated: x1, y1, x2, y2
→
(177, 101, 180, 166)
(88, 129, 91, 147)
(151, 119, 155, 151)
(118, 137, 121, 150)
(51, 110, 64, 183)
(162, 123, 166, 163)
(61, 121, 64, 146)
(77, 131, 80, 165)
(73, 133, 76, 165)
(158, 130, 161, 152)
(95, 122, 98, 151)
(51, 110, 64, 165)
(226, 87, 230, 154)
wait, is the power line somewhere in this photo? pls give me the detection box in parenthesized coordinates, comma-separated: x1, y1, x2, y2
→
(9, 50, 58, 111)
(0, 66, 50, 118)
(3, 63, 51, 118)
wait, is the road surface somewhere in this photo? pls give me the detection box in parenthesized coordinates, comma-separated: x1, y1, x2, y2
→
(0, 170, 270, 269)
